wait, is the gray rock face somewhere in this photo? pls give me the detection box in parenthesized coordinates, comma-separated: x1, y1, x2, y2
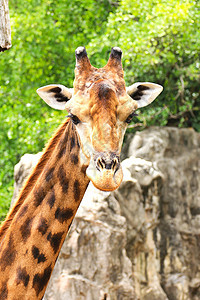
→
(12, 127, 200, 300)
(128, 127, 200, 300)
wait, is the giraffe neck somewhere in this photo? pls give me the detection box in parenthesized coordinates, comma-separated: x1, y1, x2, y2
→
(0, 118, 89, 300)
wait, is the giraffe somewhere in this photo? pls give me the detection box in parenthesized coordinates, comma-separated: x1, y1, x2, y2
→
(0, 46, 163, 299)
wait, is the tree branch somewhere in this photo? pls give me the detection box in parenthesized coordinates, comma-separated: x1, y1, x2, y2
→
(0, 0, 11, 51)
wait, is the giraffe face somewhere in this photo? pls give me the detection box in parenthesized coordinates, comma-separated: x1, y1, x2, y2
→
(64, 79, 135, 191)
(37, 47, 163, 191)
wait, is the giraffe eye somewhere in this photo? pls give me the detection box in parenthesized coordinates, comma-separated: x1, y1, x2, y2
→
(125, 112, 138, 124)
(68, 113, 81, 125)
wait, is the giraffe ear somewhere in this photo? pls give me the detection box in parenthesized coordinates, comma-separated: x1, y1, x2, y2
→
(126, 82, 163, 108)
(37, 84, 73, 110)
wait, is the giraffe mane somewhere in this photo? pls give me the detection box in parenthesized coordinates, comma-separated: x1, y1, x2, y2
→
(0, 118, 70, 242)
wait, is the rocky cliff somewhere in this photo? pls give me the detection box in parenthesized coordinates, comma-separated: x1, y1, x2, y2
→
(12, 127, 200, 300)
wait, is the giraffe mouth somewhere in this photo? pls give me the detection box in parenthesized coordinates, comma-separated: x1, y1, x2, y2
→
(86, 158, 123, 191)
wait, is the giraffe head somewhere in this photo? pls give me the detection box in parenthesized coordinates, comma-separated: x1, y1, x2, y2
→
(37, 47, 163, 191)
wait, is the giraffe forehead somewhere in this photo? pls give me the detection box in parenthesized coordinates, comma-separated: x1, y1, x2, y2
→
(89, 82, 118, 118)
(74, 66, 126, 94)
(91, 81, 117, 102)
(69, 80, 123, 118)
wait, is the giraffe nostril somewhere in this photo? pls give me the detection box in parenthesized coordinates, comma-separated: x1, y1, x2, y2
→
(96, 156, 119, 172)
(96, 157, 105, 170)
(112, 157, 118, 171)
(101, 158, 106, 168)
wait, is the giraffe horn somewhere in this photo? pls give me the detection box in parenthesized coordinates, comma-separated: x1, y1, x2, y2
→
(105, 47, 123, 70)
(75, 46, 91, 70)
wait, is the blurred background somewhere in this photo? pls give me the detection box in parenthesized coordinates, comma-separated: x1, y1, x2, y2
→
(0, 0, 199, 221)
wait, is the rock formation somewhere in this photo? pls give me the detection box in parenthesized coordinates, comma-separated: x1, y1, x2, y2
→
(12, 127, 200, 300)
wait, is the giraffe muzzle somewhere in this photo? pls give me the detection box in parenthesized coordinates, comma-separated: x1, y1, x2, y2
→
(86, 153, 123, 191)
(96, 156, 119, 172)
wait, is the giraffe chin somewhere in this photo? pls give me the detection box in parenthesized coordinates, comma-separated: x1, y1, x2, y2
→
(86, 165, 123, 192)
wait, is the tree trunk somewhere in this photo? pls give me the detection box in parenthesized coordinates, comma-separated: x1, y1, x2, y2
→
(0, 0, 11, 51)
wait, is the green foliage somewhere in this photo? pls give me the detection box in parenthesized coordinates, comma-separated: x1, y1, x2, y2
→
(88, 0, 200, 129)
(0, 183, 13, 223)
(0, 0, 199, 221)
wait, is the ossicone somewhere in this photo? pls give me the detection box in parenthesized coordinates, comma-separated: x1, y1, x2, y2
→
(104, 47, 123, 72)
(75, 46, 91, 71)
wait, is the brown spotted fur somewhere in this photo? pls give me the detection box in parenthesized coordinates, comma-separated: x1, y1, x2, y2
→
(0, 119, 71, 241)
(0, 118, 89, 299)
